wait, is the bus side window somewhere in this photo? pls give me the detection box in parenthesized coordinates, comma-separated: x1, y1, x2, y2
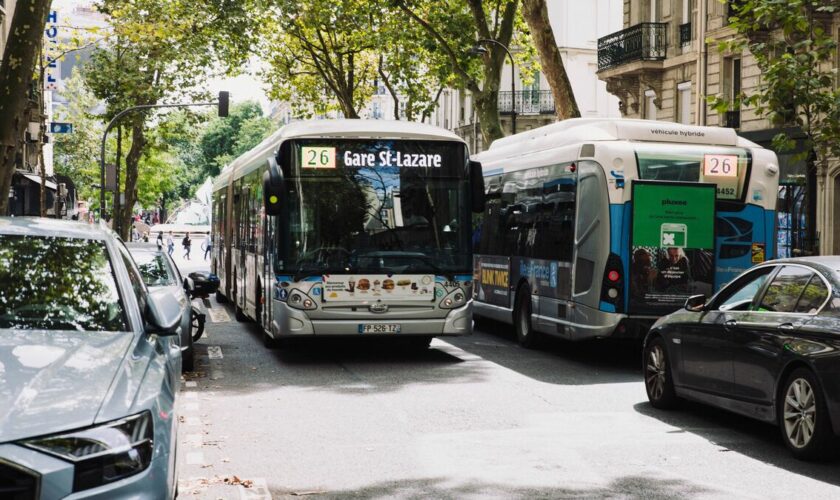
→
(478, 175, 503, 255)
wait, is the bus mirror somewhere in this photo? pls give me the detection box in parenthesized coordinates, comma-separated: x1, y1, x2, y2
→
(469, 160, 485, 213)
(264, 157, 285, 216)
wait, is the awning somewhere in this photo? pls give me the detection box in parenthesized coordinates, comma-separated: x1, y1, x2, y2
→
(22, 173, 57, 191)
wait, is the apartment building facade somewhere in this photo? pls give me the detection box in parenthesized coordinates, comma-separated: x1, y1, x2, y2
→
(596, 0, 840, 256)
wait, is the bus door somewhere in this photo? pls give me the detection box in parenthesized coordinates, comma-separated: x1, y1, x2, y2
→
(571, 162, 610, 323)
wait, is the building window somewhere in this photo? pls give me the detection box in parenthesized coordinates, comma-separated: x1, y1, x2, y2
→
(678, 82, 692, 124)
(644, 90, 657, 120)
(723, 57, 742, 128)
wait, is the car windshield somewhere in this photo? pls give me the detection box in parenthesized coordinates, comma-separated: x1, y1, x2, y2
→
(130, 250, 176, 287)
(0, 235, 128, 331)
(280, 139, 472, 276)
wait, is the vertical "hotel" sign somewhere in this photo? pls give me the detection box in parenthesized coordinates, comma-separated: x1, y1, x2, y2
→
(44, 10, 59, 91)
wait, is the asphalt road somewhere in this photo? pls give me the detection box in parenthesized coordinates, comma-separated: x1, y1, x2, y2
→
(169, 257, 840, 499)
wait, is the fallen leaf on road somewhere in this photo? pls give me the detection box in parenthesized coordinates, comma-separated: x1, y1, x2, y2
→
(223, 475, 253, 488)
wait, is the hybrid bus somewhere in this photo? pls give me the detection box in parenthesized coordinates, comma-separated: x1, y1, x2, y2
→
(472, 118, 780, 346)
(212, 120, 484, 347)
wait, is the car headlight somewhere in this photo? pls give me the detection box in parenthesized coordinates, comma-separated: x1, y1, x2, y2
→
(21, 411, 153, 492)
(288, 289, 317, 310)
(440, 288, 467, 309)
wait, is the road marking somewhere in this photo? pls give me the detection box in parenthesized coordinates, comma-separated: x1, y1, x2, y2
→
(184, 402, 199, 412)
(185, 381, 198, 388)
(185, 451, 204, 465)
(207, 346, 224, 359)
(184, 392, 198, 400)
(239, 478, 272, 500)
(207, 308, 230, 323)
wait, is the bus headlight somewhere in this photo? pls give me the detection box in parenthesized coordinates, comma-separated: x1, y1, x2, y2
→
(21, 411, 153, 492)
(288, 290, 317, 310)
(440, 289, 467, 309)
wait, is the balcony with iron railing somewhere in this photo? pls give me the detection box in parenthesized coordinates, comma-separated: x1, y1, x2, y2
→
(597, 22, 667, 72)
(498, 90, 555, 115)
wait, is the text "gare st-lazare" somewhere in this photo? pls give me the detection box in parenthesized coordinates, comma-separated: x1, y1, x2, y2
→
(344, 150, 443, 168)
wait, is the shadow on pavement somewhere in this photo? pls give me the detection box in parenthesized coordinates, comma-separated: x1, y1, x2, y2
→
(202, 320, 492, 395)
(268, 475, 716, 499)
(446, 319, 643, 386)
(634, 401, 840, 486)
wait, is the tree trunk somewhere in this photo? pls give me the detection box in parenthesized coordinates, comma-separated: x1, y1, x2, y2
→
(0, 0, 54, 214)
(475, 90, 504, 146)
(521, 0, 580, 120)
(121, 120, 146, 240)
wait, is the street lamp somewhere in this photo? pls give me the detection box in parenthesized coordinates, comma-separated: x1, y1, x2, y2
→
(99, 91, 230, 227)
(468, 39, 517, 135)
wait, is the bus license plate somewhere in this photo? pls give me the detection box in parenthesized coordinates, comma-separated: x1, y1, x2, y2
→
(358, 323, 401, 334)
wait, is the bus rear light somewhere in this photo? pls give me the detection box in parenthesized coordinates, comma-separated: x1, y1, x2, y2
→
(607, 270, 620, 282)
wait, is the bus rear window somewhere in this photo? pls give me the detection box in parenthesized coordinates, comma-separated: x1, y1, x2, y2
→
(635, 144, 750, 200)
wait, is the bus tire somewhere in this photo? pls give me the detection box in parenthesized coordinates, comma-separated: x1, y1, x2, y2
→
(215, 291, 227, 303)
(263, 330, 277, 349)
(235, 305, 248, 322)
(514, 288, 539, 349)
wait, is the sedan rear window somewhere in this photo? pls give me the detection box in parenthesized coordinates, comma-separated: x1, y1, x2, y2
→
(0, 235, 128, 331)
(131, 251, 176, 287)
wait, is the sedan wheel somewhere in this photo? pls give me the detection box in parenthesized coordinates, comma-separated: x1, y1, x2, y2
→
(779, 368, 838, 460)
(643, 337, 679, 409)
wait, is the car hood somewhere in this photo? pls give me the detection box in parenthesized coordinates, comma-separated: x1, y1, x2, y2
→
(0, 329, 135, 443)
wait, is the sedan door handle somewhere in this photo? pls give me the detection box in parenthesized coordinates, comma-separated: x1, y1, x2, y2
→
(723, 319, 738, 330)
(778, 323, 796, 333)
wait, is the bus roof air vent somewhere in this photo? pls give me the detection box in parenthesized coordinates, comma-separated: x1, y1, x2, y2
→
(579, 144, 595, 158)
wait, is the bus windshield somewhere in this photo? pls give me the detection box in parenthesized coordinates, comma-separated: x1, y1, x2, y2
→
(279, 139, 471, 277)
(635, 144, 751, 200)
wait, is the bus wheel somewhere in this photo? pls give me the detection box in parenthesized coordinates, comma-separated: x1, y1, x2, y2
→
(235, 305, 248, 322)
(215, 291, 227, 303)
(514, 289, 539, 348)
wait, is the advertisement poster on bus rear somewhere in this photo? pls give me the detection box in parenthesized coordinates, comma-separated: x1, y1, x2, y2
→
(474, 256, 510, 307)
(630, 181, 716, 314)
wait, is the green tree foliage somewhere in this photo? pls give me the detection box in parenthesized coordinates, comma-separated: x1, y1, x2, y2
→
(197, 102, 275, 176)
(83, 0, 258, 237)
(711, 0, 839, 253)
(394, 0, 537, 145)
(260, 0, 380, 118)
(711, 0, 839, 167)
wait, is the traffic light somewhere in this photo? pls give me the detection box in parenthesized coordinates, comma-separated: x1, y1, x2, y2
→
(218, 91, 230, 117)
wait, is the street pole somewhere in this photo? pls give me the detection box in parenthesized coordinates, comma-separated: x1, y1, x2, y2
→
(99, 92, 229, 222)
(475, 38, 516, 135)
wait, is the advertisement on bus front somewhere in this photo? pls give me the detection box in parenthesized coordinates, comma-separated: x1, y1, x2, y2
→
(629, 181, 716, 314)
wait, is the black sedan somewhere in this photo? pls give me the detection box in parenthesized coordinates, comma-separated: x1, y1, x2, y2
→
(643, 257, 840, 460)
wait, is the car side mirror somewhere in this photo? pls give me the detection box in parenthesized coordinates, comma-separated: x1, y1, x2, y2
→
(469, 160, 485, 214)
(684, 294, 707, 312)
(264, 156, 285, 216)
(183, 276, 195, 293)
(144, 288, 181, 336)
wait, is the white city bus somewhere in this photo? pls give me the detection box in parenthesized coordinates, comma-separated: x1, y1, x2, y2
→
(212, 120, 484, 347)
(472, 118, 780, 346)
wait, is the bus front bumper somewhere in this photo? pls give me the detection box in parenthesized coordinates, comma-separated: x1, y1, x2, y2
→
(269, 301, 473, 338)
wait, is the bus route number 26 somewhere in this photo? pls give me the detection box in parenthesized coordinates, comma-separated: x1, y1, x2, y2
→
(703, 154, 738, 177)
(302, 146, 336, 169)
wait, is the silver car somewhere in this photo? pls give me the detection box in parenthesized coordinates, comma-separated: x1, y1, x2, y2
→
(0, 218, 181, 499)
(127, 243, 195, 372)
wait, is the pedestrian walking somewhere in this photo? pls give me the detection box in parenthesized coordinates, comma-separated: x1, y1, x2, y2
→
(182, 232, 192, 260)
(202, 232, 212, 261)
(156, 232, 164, 250)
(166, 231, 175, 256)
(131, 226, 140, 242)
